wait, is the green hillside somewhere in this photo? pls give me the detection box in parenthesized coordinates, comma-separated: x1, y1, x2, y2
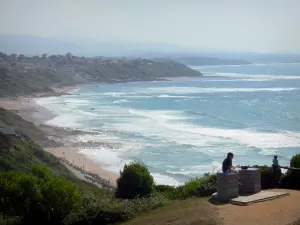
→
(0, 107, 96, 190)
(0, 54, 202, 97)
(0, 107, 46, 142)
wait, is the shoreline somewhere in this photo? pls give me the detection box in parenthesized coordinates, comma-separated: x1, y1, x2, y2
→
(0, 84, 120, 187)
(0, 76, 204, 187)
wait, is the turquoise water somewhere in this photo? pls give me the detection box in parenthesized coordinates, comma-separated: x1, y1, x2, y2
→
(37, 63, 300, 185)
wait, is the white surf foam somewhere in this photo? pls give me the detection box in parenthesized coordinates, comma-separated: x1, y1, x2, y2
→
(79, 147, 130, 173)
(209, 73, 300, 80)
(152, 173, 183, 186)
(143, 87, 298, 94)
(107, 108, 300, 150)
(35, 96, 99, 128)
(76, 134, 120, 142)
(163, 123, 300, 149)
(129, 109, 186, 121)
(167, 161, 222, 176)
(112, 99, 130, 104)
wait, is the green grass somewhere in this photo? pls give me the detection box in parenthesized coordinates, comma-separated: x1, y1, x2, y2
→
(121, 198, 218, 225)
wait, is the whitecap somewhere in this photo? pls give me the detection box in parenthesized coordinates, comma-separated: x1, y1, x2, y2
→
(151, 173, 183, 186)
(142, 87, 298, 95)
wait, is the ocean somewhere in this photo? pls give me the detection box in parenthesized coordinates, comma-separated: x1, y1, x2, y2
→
(36, 63, 300, 186)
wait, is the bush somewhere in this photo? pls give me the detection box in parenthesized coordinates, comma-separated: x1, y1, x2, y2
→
(155, 184, 176, 193)
(179, 174, 217, 199)
(0, 216, 21, 225)
(155, 174, 217, 200)
(280, 154, 300, 190)
(64, 193, 167, 225)
(0, 165, 81, 225)
(116, 162, 154, 199)
(290, 153, 300, 168)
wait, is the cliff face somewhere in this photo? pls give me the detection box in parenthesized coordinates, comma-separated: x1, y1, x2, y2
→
(0, 107, 47, 142)
(0, 108, 58, 172)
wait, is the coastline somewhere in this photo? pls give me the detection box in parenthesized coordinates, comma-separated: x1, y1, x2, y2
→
(0, 84, 119, 187)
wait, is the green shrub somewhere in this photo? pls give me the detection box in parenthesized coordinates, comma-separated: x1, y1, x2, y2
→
(290, 153, 300, 168)
(179, 174, 217, 199)
(155, 174, 217, 200)
(116, 162, 154, 199)
(64, 193, 167, 225)
(154, 184, 180, 200)
(280, 154, 300, 190)
(0, 165, 81, 225)
(155, 184, 177, 193)
(0, 216, 21, 225)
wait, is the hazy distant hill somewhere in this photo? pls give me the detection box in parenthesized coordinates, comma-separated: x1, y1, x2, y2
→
(0, 35, 183, 57)
(175, 52, 300, 64)
(0, 35, 84, 55)
(2, 35, 298, 64)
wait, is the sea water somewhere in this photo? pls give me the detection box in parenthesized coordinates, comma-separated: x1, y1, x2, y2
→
(36, 63, 300, 186)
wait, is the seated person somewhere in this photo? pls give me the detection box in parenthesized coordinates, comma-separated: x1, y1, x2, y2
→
(222, 152, 234, 173)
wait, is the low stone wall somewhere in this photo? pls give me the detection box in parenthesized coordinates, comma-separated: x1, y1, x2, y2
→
(239, 168, 261, 194)
(217, 172, 239, 201)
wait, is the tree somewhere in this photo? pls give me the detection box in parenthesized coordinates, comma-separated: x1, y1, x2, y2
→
(49, 55, 58, 61)
(280, 154, 300, 190)
(116, 162, 154, 199)
(0, 52, 6, 58)
(42, 53, 47, 59)
(66, 53, 72, 62)
(17, 54, 25, 63)
(0, 171, 42, 220)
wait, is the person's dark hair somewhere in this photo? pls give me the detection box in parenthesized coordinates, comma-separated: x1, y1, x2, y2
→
(227, 152, 234, 158)
(274, 155, 278, 159)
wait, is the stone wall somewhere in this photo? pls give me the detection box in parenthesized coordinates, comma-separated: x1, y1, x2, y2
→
(217, 172, 239, 201)
(239, 169, 261, 194)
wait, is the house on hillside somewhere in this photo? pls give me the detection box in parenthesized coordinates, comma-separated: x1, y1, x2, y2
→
(19, 65, 36, 73)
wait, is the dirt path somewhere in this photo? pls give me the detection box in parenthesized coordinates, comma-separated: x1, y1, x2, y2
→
(217, 189, 300, 225)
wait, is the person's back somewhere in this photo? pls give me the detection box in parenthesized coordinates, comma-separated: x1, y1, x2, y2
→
(272, 156, 279, 168)
(222, 152, 233, 173)
(272, 155, 281, 188)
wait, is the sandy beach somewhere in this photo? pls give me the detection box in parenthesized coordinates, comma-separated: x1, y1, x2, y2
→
(45, 147, 118, 186)
(0, 89, 119, 187)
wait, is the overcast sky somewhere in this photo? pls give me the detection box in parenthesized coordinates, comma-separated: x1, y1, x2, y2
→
(0, 0, 299, 53)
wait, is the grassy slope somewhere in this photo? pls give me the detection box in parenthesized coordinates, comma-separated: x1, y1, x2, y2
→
(121, 198, 218, 225)
(74, 59, 202, 81)
(0, 107, 46, 142)
(0, 68, 54, 97)
(0, 107, 97, 190)
(0, 59, 202, 97)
